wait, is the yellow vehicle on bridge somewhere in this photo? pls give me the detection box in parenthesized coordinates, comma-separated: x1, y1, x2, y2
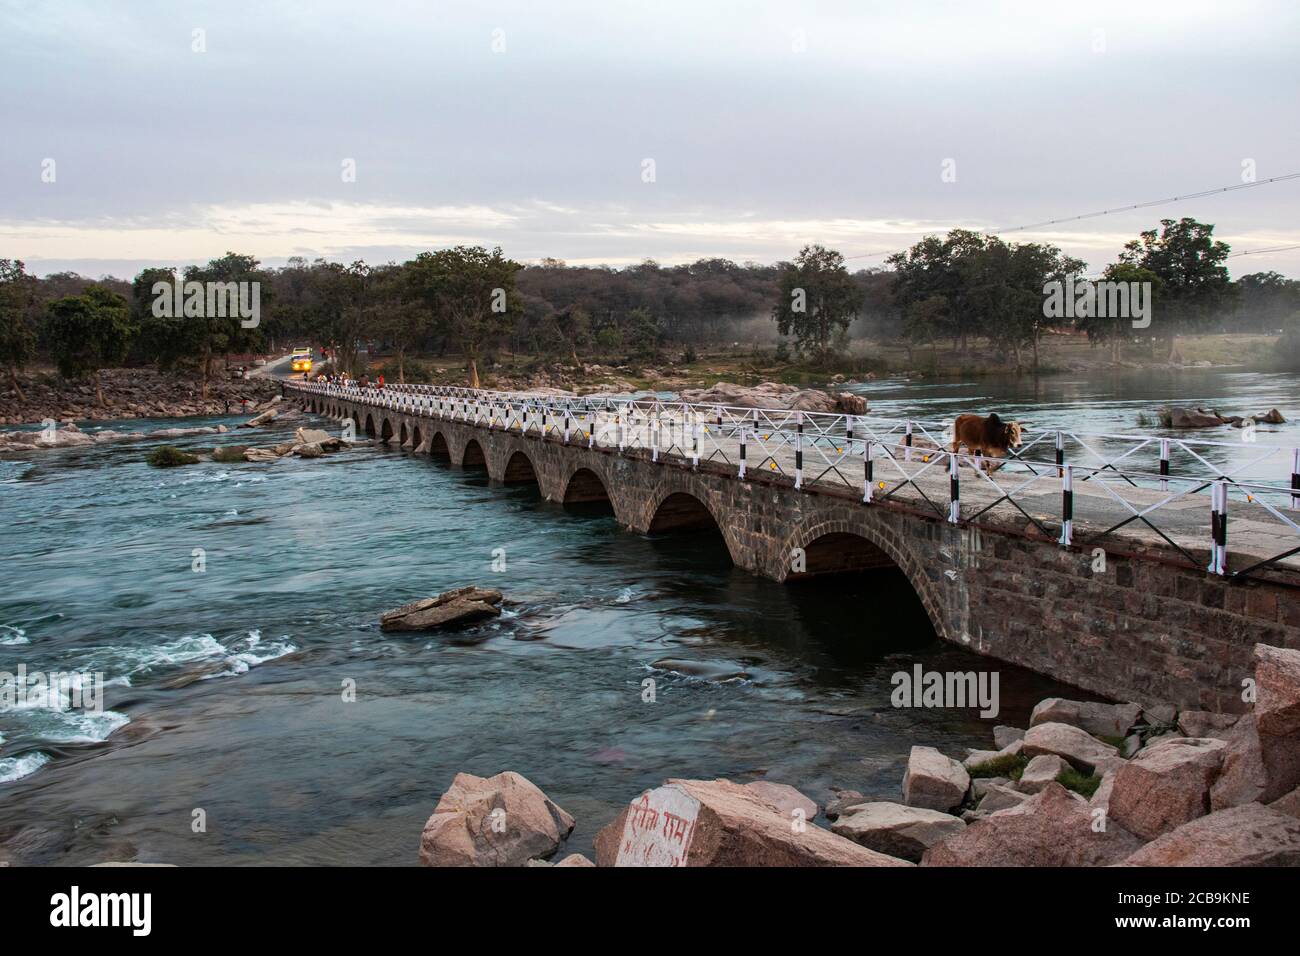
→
(290, 348, 313, 374)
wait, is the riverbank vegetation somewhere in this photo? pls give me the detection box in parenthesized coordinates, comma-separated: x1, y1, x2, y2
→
(2, 217, 1298, 405)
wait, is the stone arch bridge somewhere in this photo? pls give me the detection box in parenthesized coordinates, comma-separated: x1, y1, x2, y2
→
(289, 382, 1299, 713)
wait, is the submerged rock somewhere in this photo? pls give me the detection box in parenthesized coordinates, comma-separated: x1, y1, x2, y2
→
(380, 586, 504, 632)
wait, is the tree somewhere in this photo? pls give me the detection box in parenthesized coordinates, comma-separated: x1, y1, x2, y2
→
(1077, 262, 1163, 362)
(772, 244, 862, 360)
(182, 252, 269, 396)
(0, 259, 37, 399)
(1118, 217, 1232, 358)
(888, 230, 990, 354)
(407, 246, 522, 387)
(44, 285, 135, 405)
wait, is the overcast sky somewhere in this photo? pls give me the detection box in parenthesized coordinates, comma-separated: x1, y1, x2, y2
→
(2, 0, 1297, 279)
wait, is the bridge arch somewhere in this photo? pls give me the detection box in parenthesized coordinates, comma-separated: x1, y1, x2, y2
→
(380, 416, 395, 444)
(562, 467, 613, 510)
(363, 412, 376, 438)
(501, 450, 539, 485)
(398, 422, 409, 447)
(411, 424, 423, 451)
(460, 438, 487, 471)
(429, 432, 450, 458)
(781, 517, 948, 643)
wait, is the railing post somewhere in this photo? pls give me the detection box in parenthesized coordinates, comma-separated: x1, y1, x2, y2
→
(1059, 464, 1073, 545)
(794, 412, 804, 489)
(652, 410, 660, 462)
(1160, 439, 1170, 492)
(1209, 480, 1228, 575)
(1055, 431, 1064, 478)
(587, 413, 594, 449)
(1292, 449, 1299, 510)
(905, 421, 914, 463)
(738, 426, 747, 479)
(563, 408, 571, 444)
(863, 440, 873, 503)
(691, 413, 700, 468)
(948, 452, 960, 523)
(617, 412, 625, 452)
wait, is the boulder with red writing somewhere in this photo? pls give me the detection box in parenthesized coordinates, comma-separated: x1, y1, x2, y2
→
(1107, 737, 1226, 841)
(418, 771, 575, 867)
(593, 778, 910, 867)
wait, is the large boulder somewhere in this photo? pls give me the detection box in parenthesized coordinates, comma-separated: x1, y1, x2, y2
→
(1254, 643, 1300, 801)
(418, 771, 575, 867)
(1121, 803, 1300, 867)
(592, 779, 910, 867)
(1108, 737, 1226, 841)
(380, 586, 503, 632)
(1209, 714, 1270, 810)
(993, 726, 1025, 750)
(295, 427, 332, 446)
(1160, 406, 1226, 429)
(742, 781, 818, 822)
(1177, 710, 1239, 740)
(1029, 698, 1142, 738)
(1271, 787, 1300, 820)
(922, 783, 1142, 867)
(977, 784, 1030, 814)
(1022, 722, 1120, 774)
(831, 802, 965, 862)
(1018, 754, 1070, 794)
(239, 408, 277, 428)
(824, 788, 865, 820)
(836, 392, 869, 415)
(784, 389, 838, 413)
(902, 746, 970, 812)
(676, 381, 797, 409)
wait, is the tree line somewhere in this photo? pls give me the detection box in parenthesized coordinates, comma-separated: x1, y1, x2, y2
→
(2, 216, 1298, 400)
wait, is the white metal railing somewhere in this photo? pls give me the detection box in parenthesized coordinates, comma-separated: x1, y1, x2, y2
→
(287, 380, 1300, 581)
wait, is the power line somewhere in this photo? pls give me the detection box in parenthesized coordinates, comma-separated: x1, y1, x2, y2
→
(842, 171, 1300, 262)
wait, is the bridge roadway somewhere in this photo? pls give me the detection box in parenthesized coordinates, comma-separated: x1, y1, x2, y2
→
(287, 380, 1300, 712)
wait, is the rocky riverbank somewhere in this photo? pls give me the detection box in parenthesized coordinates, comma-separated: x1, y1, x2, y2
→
(415, 641, 1300, 867)
(0, 367, 280, 426)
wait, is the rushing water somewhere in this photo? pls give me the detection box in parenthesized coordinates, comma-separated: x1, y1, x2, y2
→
(0, 367, 1294, 865)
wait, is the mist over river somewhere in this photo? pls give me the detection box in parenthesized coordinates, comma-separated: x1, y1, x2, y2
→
(0, 367, 1295, 864)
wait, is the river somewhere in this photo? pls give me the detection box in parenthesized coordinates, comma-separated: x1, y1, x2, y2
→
(0, 367, 1295, 864)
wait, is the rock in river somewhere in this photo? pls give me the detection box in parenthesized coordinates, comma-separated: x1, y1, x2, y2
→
(380, 586, 504, 632)
(418, 770, 575, 867)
